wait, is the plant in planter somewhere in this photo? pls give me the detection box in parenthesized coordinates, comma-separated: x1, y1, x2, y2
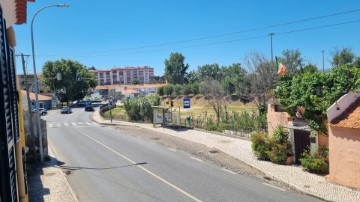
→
(250, 131, 270, 160)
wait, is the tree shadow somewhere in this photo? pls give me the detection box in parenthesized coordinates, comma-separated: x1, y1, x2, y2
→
(27, 156, 62, 202)
(27, 157, 148, 201)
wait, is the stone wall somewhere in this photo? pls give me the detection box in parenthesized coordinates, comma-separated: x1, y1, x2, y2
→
(22, 111, 48, 162)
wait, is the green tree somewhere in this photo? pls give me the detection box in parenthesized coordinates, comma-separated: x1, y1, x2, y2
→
(164, 84, 174, 96)
(220, 63, 247, 95)
(197, 63, 221, 80)
(174, 84, 183, 95)
(190, 82, 200, 95)
(276, 65, 360, 132)
(157, 86, 165, 96)
(302, 64, 318, 73)
(352, 57, 360, 69)
(42, 59, 97, 104)
(186, 70, 199, 83)
(164, 52, 189, 84)
(181, 84, 191, 96)
(277, 49, 304, 75)
(331, 47, 355, 67)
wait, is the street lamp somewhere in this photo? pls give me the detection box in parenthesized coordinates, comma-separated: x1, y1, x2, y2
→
(31, 4, 69, 162)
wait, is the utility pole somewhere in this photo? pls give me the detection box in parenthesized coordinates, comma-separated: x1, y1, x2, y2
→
(322, 50, 325, 73)
(269, 33, 275, 62)
(18, 54, 35, 140)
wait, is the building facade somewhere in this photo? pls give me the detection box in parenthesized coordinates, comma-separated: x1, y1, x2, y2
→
(18, 74, 53, 96)
(91, 66, 154, 85)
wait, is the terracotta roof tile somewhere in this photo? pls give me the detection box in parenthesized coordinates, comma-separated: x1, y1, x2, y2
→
(21, 90, 52, 101)
(330, 98, 360, 129)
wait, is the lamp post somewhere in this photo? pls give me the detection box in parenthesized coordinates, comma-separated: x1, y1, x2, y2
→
(31, 4, 69, 162)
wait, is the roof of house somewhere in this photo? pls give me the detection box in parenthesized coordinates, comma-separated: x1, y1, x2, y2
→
(21, 90, 52, 101)
(330, 98, 360, 129)
(95, 84, 166, 90)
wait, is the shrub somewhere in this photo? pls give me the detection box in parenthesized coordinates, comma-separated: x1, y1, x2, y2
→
(123, 95, 161, 122)
(164, 84, 174, 95)
(300, 146, 329, 174)
(174, 84, 183, 95)
(267, 139, 291, 164)
(157, 86, 164, 96)
(267, 125, 293, 164)
(251, 131, 270, 160)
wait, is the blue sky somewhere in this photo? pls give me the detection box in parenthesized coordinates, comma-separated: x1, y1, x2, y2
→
(14, 0, 360, 76)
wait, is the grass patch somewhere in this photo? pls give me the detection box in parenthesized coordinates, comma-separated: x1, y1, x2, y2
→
(103, 105, 129, 120)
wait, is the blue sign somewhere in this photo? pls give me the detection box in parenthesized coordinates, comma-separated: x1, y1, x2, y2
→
(183, 98, 190, 109)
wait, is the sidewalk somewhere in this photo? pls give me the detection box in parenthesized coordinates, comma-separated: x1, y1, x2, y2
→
(27, 146, 78, 202)
(93, 109, 360, 202)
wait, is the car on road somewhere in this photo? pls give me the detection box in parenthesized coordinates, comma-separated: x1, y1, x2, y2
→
(32, 108, 47, 116)
(85, 105, 94, 111)
(61, 106, 72, 114)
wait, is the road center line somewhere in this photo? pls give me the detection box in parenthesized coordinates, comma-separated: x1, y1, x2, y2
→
(74, 128, 202, 202)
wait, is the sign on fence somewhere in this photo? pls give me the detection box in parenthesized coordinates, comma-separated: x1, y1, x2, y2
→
(183, 98, 190, 109)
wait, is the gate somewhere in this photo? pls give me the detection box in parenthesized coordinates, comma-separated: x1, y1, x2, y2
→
(294, 129, 310, 164)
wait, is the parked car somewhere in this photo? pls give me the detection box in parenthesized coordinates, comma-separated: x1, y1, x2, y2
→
(61, 106, 72, 114)
(32, 108, 47, 116)
(85, 105, 94, 111)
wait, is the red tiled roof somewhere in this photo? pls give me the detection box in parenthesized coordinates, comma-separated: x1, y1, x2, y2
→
(330, 98, 360, 129)
(95, 84, 165, 90)
(21, 90, 52, 101)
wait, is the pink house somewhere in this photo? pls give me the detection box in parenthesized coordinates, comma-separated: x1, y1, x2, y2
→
(326, 92, 360, 190)
(267, 98, 328, 164)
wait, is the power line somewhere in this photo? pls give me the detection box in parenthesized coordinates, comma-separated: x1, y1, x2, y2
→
(276, 19, 360, 35)
(38, 18, 360, 58)
(68, 8, 360, 56)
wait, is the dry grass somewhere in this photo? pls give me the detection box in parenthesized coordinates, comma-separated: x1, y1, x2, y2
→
(161, 95, 258, 118)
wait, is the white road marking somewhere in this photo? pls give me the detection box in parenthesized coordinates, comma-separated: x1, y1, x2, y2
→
(49, 123, 54, 128)
(64, 123, 69, 127)
(85, 122, 92, 125)
(71, 123, 76, 126)
(57, 123, 61, 127)
(167, 148, 176, 152)
(78, 122, 83, 125)
(74, 128, 202, 202)
(222, 168, 236, 175)
(263, 183, 286, 192)
(190, 157, 203, 162)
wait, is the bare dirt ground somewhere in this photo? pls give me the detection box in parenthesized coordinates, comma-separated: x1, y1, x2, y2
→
(112, 125, 291, 190)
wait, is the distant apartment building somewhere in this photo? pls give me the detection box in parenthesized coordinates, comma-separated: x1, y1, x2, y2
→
(91, 66, 154, 85)
(17, 74, 53, 96)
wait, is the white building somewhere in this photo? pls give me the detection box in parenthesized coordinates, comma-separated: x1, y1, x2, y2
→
(91, 66, 154, 85)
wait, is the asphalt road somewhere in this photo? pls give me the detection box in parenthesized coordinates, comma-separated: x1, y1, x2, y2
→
(45, 106, 322, 202)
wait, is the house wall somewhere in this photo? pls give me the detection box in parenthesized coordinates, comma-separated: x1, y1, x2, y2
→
(267, 103, 289, 136)
(326, 126, 360, 190)
(327, 92, 360, 122)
